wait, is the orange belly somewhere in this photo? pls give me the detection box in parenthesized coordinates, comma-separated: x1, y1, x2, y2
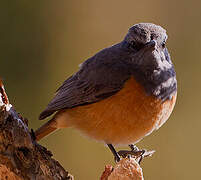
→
(57, 77, 176, 145)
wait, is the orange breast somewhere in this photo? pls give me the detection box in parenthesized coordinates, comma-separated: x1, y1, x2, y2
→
(58, 77, 176, 145)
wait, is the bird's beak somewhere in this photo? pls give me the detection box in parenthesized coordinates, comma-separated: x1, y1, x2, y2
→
(145, 40, 157, 50)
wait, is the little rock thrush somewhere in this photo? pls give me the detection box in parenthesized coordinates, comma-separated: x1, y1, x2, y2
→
(35, 23, 177, 161)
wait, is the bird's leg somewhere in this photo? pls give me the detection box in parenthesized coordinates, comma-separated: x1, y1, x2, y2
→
(30, 129, 36, 141)
(130, 145, 145, 164)
(128, 144, 145, 164)
(129, 144, 139, 151)
(107, 144, 121, 162)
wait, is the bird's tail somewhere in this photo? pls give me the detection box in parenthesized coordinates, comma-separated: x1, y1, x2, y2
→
(35, 118, 57, 141)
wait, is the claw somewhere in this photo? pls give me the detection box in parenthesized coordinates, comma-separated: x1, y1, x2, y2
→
(118, 145, 155, 164)
(129, 144, 140, 151)
(118, 149, 145, 158)
(114, 155, 121, 163)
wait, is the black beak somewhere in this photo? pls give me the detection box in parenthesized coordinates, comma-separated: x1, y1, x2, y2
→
(145, 40, 157, 49)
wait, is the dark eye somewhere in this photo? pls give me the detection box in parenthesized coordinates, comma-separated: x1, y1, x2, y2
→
(162, 41, 166, 48)
(131, 41, 136, 47)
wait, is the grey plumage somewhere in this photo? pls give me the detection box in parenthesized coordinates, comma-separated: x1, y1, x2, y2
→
(39, 23, 177, 120)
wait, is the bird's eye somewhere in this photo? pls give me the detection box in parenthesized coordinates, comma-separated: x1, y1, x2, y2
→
(131, 41, 136, 47)
(162, 41, 166, 48)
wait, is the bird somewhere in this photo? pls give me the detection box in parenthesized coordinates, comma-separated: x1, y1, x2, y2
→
(35, 23, 177, 162)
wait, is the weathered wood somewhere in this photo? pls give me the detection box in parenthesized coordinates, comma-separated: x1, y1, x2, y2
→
(0, 80, 73, 180)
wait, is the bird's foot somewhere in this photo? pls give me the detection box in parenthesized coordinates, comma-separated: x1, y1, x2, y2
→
(118, 144, 155, 164)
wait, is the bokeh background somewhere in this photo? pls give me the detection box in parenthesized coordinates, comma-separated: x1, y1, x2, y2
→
(0, 0, 201, 179)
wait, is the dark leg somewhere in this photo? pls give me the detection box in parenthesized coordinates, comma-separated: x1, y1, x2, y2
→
(129, 144, 145, 164)
(107, 144, 121, 162)
(30, 129, 36, 141)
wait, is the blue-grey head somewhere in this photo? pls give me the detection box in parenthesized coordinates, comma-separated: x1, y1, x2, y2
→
(124, 23, 177, 100)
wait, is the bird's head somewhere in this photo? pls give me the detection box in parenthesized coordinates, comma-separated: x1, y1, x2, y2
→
(124, 23, 176, 100)
(125, 23, 167, 49)
(124, 23, 174, 73)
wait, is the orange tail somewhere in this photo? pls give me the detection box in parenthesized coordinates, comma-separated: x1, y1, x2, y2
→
(35, 119, 57, 141)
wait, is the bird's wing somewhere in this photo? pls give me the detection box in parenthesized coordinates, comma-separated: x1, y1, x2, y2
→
(39, 56, 131, 120)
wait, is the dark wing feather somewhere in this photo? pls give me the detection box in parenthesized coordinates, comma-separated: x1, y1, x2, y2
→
(39, 47, 131, 120)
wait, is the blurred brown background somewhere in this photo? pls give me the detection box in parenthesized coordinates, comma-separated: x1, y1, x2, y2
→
(0, 0, 200, 179)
